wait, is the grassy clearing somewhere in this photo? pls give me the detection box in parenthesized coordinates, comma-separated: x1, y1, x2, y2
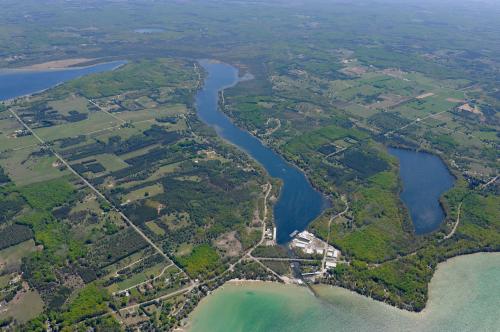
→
(0, 134, 38, 152)
(107, 262, 166, 293)
(175, 243, 193, 257)
(0, 117, 39, 151)
(35, 112, 119, 141)
(69, 196, 101, 215)
(116, 143, 160, 160)
(74, 153, 128, 173)
(48, 95, 89, 116)
(119, 161, 181, 189)
(284, 124, 367, 157)
(344, 103, 379, 118)
(145, 221, 165, 236)
(91, 123, 151, 142)
(115, 104, 186, 122)
(123, 183, 163, 203)
(0, 290, 44, 323)
(0, 149, 69, 186)
(159, 212, 190, 231)
(102, 249, 150, 277)
(0, 239, 37, 273)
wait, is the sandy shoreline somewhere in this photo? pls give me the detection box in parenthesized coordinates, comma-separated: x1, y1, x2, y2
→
(226, 278, 288, 285)
(186, 252, 500, 332)
(15, 58, 98, 70)
(0, 60, 126, 103)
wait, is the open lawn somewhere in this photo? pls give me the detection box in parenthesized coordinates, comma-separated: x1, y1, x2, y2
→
(107, 261, 167, 293)
(145, 221, 165, 236)
(35, 112, 119, 141)
(0, 148, 69, 186)
(122, 183, 164, 203)
(175, 243, 193, 257)
(73, 153, 129, 173)
(48, 95, 89, 116)
(0, 118, 39, 151)
(0, 133, 38, 152)
(114, 104, 187, 123)
(0, 289, 44, 323)
(102, 249, 152, 277)
(0, 240, 38, 273)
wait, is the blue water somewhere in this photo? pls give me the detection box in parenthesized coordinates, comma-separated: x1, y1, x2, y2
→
(196, 60, 327, 243)
(134, 28, 165, 34)
(388, 147, 455, 234)
(0, 61, 126, 101)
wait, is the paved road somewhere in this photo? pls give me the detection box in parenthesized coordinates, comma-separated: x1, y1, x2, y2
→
(8, 107, 189, 279)
(256, 257, 318, 262)
(443, 202, 462, 240)
(321, 198, 349, 272)
(87, 97, 126, 124)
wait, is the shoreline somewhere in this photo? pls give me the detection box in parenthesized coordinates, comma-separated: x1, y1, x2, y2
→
(199, 59, 330, 243)
(318, 252, 500, 316)
(4, 58, 98, 72)
(387, 145, 456, 236)
(186, 252, 500, 331)
(0, 58, 124, 75)
(0, 60, 127, 103)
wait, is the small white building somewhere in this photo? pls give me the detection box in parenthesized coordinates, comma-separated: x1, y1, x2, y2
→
(333, 250, 339, 258)
(325, 261, 337, 269)
(290, 230, 341, 265)
(293, 241, 307, 249)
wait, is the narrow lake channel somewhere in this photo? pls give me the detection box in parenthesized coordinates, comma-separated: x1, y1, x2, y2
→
(196, 60, 327, 243)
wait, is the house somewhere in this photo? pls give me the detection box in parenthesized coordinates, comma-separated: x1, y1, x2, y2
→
(325, 261, 337, 269)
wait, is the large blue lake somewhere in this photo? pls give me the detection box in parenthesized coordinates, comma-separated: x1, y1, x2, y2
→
(0, 61, 126, 101)
(197, 60, 327, 243)
(388, 147, 455, 234)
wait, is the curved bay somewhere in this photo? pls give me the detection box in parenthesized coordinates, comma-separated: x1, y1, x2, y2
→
(188, 253, 500, 332)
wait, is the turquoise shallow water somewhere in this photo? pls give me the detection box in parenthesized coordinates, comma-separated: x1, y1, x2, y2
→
(188, 253, 500, 332)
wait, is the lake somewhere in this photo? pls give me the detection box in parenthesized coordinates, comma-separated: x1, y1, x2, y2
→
(0, 61, 126, 101)
(388, 147, 455, 234)
(196, 60, 327, 243)
(134, 28, 166, 34)
(188, 253, 500, 332)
